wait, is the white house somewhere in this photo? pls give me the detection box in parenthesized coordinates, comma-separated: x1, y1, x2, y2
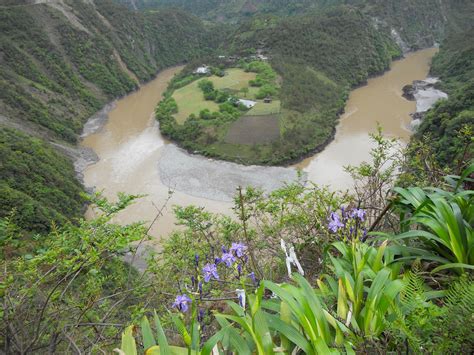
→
(237, 99, 257, 109)
(194, 65, 210, 74)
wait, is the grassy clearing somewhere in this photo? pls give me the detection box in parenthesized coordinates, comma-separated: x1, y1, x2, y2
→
(247, 100, 281, 116)
(225, 114, 281, 145)
(172, 69, 257, 124)
(172, 80, 219, 124)
(209, 68, 256, 90)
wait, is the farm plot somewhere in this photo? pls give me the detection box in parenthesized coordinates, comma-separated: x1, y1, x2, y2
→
(225, 114, 281, 145)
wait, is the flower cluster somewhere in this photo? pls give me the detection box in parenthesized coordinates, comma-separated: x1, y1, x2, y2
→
(172, 242, 251, 313)
(172, 294, 192, 312)
(327, 207, 367, 240)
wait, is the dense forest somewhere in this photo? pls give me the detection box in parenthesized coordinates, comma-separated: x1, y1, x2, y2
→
(118, 0, 472, 48)
(0, 0, 473, 353)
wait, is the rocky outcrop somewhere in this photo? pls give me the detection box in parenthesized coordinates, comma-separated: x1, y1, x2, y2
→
(406, 78, 448, 130)
(402, 84, 415, 100)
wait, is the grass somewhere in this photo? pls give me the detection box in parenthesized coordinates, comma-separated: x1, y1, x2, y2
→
(172, 69, 257, 124)
(172, 80, 219, 124)
(204, 141, 275, 163)
(209, 68, 256, 90)
(247, 100, 281, 116)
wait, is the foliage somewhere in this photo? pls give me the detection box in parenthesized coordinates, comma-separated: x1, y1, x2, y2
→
(411, 27, 474, 170)
(0, 128, 85, 233)
(1, 194, 152, 353)
(380, 166, 474, 273)
(388, 270, 474, 353)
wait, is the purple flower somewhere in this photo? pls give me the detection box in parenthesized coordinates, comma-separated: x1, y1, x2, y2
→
(362, 228, 368, 241)
(202, 263, 219, 282)
(194, 254, 199, 266)
(198, 309, 205, 322)
(351, 208, 366, 221)
(221, 252, 236, 267)
(230, 242, 247, 257)
(248, 272, 256, 282)
(328, 212, 344, 233)
(172, 294, 192, 312)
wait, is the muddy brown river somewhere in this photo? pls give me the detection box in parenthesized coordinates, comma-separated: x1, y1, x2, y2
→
(81, 48, 437, 240)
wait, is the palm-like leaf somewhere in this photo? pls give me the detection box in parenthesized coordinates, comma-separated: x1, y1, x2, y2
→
(387, 185, 474, 272)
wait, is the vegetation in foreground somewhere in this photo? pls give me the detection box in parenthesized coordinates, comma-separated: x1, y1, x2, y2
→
(2, 129, 473, 353)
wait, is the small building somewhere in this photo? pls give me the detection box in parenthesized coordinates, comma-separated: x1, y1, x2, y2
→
(263, 97, 272, 104)
(237, 99, 257, 109)
(194, 65, 210, 75)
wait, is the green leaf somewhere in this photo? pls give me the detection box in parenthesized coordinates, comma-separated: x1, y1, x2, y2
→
(121, 326, 137, 355)
(153, 310, 171, 354)
(141, 316, 156, 350)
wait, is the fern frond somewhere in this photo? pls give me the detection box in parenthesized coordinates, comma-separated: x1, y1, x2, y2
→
(444, 274, 474, 313)
(400, 261, 429, 314)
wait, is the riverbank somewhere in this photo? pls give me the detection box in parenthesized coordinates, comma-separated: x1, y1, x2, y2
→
(295, 48, 438, 191)
(405, 78, 448, 130)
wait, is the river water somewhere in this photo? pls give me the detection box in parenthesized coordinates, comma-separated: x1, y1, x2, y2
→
(81, 48, 437, 239)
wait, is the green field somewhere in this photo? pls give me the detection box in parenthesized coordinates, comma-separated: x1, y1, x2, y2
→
(209, 68, 256, 91)
(172, 80, 219, 124)
(247, 100, 281, 115)
(172, 68, 258, 124)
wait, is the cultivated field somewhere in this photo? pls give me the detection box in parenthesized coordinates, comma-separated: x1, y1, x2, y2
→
(225, 114, 280, 144)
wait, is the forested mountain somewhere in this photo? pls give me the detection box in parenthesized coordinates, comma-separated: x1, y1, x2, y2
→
(117, 0, 473, 49)
(0, 0, 219, 231)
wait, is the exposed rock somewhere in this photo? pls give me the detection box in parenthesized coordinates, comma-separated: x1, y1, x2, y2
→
(407, 77, 448, 131)
(402, 84, 415, 100)
(413, 78, 447, 113)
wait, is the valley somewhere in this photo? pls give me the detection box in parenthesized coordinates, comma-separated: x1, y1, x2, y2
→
(80, 47, 439, 238)
(1, 1, 473, 353)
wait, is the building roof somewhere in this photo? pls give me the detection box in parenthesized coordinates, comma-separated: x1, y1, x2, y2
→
(237, 99, 257, 108)
(194, 66, 210, 74)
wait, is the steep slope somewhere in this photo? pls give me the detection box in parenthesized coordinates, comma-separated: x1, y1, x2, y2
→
(117, 0, 473, 49)
(0, 0, 216, 142)
(0, 0, 217, 232)
(414, 27, 474, 168)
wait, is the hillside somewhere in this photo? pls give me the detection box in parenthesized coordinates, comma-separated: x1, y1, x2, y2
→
(117, 0, 473, 49)
(0, 0, 218, 231)
(413, 27, 474, 168)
